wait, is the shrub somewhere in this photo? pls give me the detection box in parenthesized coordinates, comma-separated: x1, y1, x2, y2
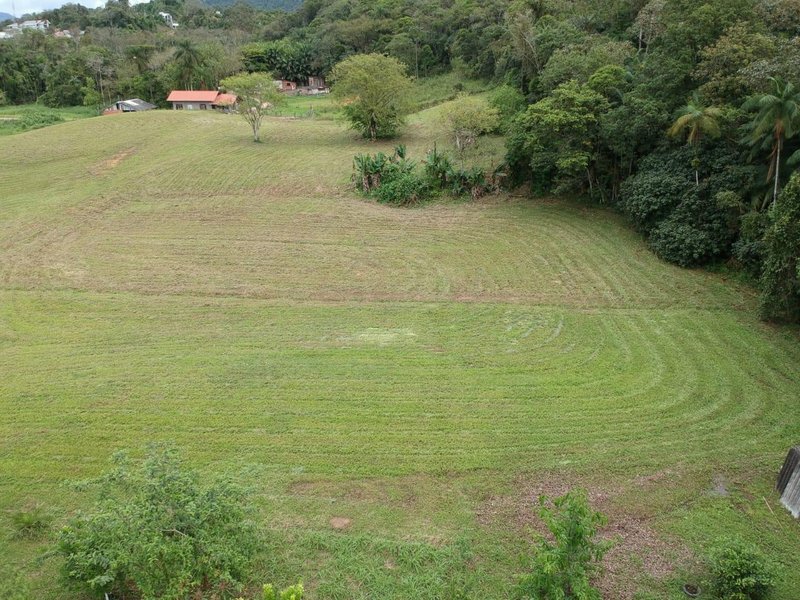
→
(352, 145, 415, 194)
(10, 504, 52, 538)
(261, 582, 304, 600)
(708, 537, 776, 600)
(648, 219, 715, 267)
(57, 445, 258, 600)
(375, 170, 430, 206)
(17, 109, 64, 131)
(517, 489, 611, 600)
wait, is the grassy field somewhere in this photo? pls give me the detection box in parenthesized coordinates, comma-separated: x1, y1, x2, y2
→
(1, 105, 799, 599)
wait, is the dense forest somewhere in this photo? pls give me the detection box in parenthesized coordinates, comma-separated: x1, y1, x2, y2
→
(1, 0, 799, 320)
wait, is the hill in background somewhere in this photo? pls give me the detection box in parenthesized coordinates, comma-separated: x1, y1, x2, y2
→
(0, 12, 14, 21)
(202, 0, 302, 10)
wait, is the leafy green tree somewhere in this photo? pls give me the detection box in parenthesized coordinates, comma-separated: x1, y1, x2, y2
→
(695, 23, 775, 105)
(57, 445, 258, 600)
(221, 72, 285, 142)
(744, 77, 800, 206)
(506, 81, 609, 197)
(760, 172, 800, 322)
(668, 93, 722, 185)
(330, 53, 413, 140)
(516, 489, 611, 600)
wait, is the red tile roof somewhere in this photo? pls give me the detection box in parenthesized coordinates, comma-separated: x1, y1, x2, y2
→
(167, 90, 220, 103)
(213, 93, 237, 106)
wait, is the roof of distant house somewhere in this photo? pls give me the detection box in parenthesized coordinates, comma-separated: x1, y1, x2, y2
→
(213, 93, 237, 106)
(166, 90, 220, 103)
(119, 98, 157, 110)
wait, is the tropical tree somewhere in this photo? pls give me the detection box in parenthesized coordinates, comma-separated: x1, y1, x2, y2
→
(220, 72, 285, 142)
(173, 39, 203, 90)
(329, 53, 413, 140)
(744, 77, 800, 206)
(668, 93, 722, 185)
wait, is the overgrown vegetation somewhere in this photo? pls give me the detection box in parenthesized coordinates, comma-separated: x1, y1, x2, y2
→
(352, 144, 500, 205)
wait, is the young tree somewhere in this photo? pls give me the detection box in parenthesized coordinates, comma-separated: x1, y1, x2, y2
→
(221, 72, 285, 142)
(668, 93, 722, 186)
(57, 445, 258, 600)
(441, 94, 500, 161)
(517, 489, 611, 600)
(744, 77, 800, 206)
(329, 53, 413, 140)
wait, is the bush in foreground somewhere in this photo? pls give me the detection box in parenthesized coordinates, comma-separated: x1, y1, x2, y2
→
(57, 445, 257, 600)
(708, 537, 776, 600)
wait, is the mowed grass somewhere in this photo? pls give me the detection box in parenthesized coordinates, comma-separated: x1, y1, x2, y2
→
(1, 108, 799, 599)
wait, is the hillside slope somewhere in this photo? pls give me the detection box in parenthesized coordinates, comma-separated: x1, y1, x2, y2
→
(1, 109, 799, 599)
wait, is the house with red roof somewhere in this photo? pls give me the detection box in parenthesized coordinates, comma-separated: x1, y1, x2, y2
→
(166, 90, 238, 111)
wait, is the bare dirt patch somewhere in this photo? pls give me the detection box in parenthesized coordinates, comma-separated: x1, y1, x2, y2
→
(89, 147, 135, 176)
(330, 517, 352, 530)
(476, 471, 691, 600)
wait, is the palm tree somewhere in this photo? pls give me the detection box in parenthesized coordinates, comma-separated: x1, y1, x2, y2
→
(744, 77, 800, 206)
(668, 93, 722, 185)
(173, 39, 202, 90)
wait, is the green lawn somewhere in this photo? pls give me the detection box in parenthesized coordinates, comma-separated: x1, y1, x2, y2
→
(0, 106, 799, 599)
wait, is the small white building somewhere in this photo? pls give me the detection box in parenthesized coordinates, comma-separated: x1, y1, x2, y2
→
(158, 12, 179, 29)
(20, 19, 49, 30)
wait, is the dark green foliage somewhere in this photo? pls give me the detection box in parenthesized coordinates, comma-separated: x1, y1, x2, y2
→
(506, 81, 609, 196)
(708, 537, 776, 600)
(489, 85, 526, 133)
(620, 167, 689, 233)
(242, 40, 314, 82)
(649, 219, 717, 267)
(517, 489, 611, 600)
(621, 145, 748, 267)
(733, 211, 770, 278)
(57, 445, 257, 600)
(760, 172, 800, 321)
